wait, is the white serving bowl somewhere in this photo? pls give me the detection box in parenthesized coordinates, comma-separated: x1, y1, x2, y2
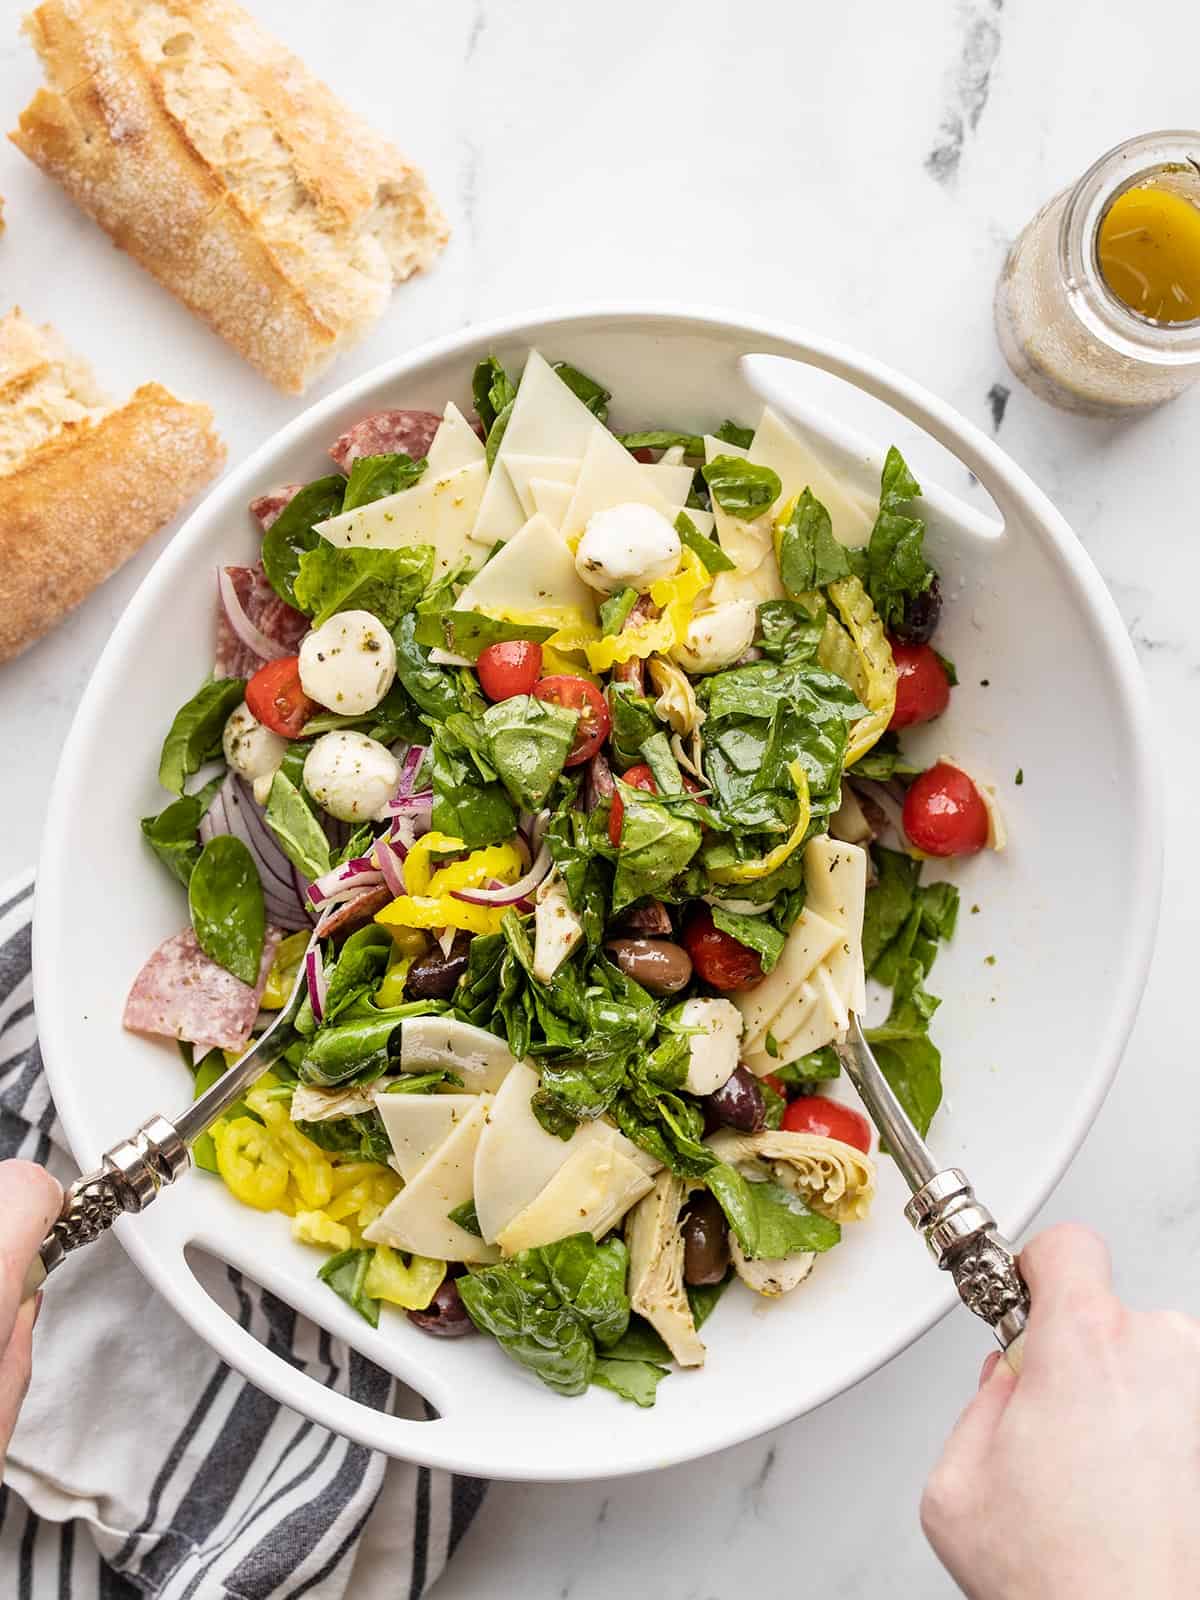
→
(35, 308, 1161, 1480)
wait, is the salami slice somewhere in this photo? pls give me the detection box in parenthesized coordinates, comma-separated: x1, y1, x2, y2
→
(249, 484, 302, 532)
(123, 926, 282, 1053)
(314, 885, 392, 941)
(215, 560, 310, 679)
(328, 409, 442, 474)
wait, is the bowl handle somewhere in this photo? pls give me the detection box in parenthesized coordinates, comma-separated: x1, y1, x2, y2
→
(739, 329, 1033, 528)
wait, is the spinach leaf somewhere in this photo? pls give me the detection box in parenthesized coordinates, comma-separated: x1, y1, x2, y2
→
(616, 429, 704, 456)
(317, 1248, 380, 1327)
(340, 453, 426, 511)
(430, 726, 517, 849)
(756, 599, 826, 665)
(158, 678, 246, 796)
(293, 543, 433, 628)
(688, 1271, 733, 1329)
(485, 401, 514, 470)
(709, 905, 785, 973)
(551, 361, 610, 421)
(447, 1199, 482, 1237)
(705, 1166, 841, 1260)
(599, 587, 639, 637)
(260, 476, 346, 608)
(188, 836, 266, 985)
(769, 1045, 841, 1085)
(857, 447, 936, 633)
(297, 1006, 423, 1086)
(592, 1357, 669, 1407)
(867, 957, 944, 1134)
(675, 510, 735, 574)
(140, 775, 223, 886)
(603, 1314, 671, 1363)
(845, 730, 920, 782)
(863, 846, 922, 973)
(472, 355, 517, 434)
(368, 681, 428, 747)
(296, 1109, 392, 1164)
(714, 419, 754, 449)
(382, 1069, 464, 1094)
(265, 770, 331, 879)
(611, 783, 702, 911)
(482, 694, 578, 811)
(392, 611, 464, 722)
(438, 611, 555, 661)
(606, 683, 661, 770)
(775, 488, 850, 596)
(544, 802, 610, 953)
(701, 456, 781, 520)
(323, 927, 392, 1021)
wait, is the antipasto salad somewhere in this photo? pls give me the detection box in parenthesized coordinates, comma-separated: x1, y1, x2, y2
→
(126, 351, 1003, 1406)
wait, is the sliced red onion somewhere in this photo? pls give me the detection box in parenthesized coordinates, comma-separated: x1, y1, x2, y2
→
(307, 856, 384, 905)
(305, 945, 327, 1023)
(451, 840, 552, 906)
(396, 745, 428, 798)
(374, 838, 406, 897)
(585, 752, 615, 812)
(851, 777, 910, 846)
(199, 774, 313, 930)
(217, 567, 290, 664)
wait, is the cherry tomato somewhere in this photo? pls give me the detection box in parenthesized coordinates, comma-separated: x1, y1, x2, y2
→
(763, 1072, 790, 1102)
(246, 656, 317, 739)
(889, 641, 951, 729)
(903, 762, 989, 857)
(476, 640, 544, 702)
(533, 675, 611, 766)
(608, 764, 708, 847)
(680, 903, 763, 990)
(781, 1095, 872, 1153)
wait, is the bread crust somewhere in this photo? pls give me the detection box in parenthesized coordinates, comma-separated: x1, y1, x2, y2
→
(11, 0, 449, 392)
(0, 380, 224, 662)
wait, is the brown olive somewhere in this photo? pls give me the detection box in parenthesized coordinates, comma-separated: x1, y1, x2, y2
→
(893, 575, 943, 645)
(407, 1276, 475, 1338)
(682, 1191, 730, 1286)
(604, 937, 693, 995)
(704, 1065, 765, 1132)
(404, 941, 470, 1001)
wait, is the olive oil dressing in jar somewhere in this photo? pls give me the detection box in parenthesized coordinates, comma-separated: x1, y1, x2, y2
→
(996, 131, 1200, 415)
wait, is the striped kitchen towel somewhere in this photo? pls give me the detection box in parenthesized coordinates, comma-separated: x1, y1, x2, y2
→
(0, 873, 486, 1599)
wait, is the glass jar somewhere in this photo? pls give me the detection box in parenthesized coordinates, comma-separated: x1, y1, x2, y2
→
(995, 130, 1200, 416)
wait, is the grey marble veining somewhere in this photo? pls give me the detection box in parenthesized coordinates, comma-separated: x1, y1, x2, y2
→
(1, 2, 1197, 1595)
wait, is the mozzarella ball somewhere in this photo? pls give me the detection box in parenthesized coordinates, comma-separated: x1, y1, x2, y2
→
(574, 503, 681, 595)
(298, 609, 396, 715)
(302, 731, 401, 823)
(673, 599, 757, 674)
(222, 702, 286, 794)
(680, 997, 743, 1096)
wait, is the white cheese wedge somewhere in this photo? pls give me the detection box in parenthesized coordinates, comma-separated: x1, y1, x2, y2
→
(362, 1100, 498, 1263)
(734, 907, 845, 1056)
(560, 425, 677, 545)
(455, 513, 598, 621)
(504, 454, 579, 517)
(316, 460, 489, 578)
(708, 561, 785, 608)
(472, 352, 607, 543)
(750, 980, 819, 1064)
(702, 434, 775, 575)
(643, 461, 695, 504)
(749, 408, 875, 549)
(374, 1092, 485, 1183)
(764, 964, 848, 1064)
(496, 1145, 655, 1255)
(398, 1016, 516, 1094)
(678, 506, 716, 540)
(426, 401, 485, 475)
(803, 837, 868, 1016)
(529, 477, 575, 529)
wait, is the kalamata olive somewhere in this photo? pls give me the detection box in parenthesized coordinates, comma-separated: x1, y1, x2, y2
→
(404, 941, 470, 1000)
(893, 575, 943, 645)
(611, 898, 673, 937)
(683, 1191, 730, 1286)
(407, 1276, 475, 1338)
(704, 1064, 765, 1132)
(604, 937, 693, 995)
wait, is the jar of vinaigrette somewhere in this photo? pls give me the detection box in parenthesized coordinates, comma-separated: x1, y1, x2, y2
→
(996, 131, 1200, 415)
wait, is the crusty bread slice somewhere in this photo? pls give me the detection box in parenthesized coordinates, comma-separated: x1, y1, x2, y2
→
(0, 308, 224, 663)
(11, 0, 450, 393)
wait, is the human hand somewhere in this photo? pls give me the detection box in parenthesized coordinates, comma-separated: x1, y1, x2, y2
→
(921, 1223, 1200, 1600)
(0, 1160, 62, 1472)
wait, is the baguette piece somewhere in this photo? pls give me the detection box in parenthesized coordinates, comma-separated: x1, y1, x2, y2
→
(0, 308, 224, 663)
(11, 0, 450, 393)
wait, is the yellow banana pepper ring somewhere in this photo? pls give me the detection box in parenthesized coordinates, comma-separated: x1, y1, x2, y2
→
(820, 576, 898, 766)
(213, 1117, 290, 1211)
(260, 930, 310, 1009)
(709, 761, 812, 885)
(364, 1245, 446, 1310)
(584, 550, 708, 671)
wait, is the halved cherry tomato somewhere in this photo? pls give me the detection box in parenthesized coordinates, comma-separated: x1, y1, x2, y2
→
(608, 763, 708, 846)
(476, 640, 543, 702)
(680, 903, 763, 990)
(781, 1095, 872, 1153)
(889, 641, 951, 729)
(246, 656, 317, 739)
(763, 1071, 790, 1102)
(533, 674, 611, 766)
(903, 761, 989, 857)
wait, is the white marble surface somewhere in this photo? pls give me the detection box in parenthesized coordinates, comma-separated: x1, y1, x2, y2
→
(2, 0, 1199, 1594)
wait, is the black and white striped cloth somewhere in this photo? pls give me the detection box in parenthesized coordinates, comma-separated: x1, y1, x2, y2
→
(0, 873, 486, 1599)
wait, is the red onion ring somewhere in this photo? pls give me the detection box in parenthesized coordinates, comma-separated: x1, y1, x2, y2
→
(199, 774, 313, 930)
(451, 840, 552, 906)
(305, 945, 327, 1023)
(374, 838, 406, 897)
(217, 568, 290, 663)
